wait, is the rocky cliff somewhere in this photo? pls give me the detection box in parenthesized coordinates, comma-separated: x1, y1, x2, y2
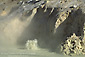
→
(0, 0, 85, 55)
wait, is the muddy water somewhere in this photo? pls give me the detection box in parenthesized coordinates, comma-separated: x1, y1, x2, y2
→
(0, 48, 85, 57)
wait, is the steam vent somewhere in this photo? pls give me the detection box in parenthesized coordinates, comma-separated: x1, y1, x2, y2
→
(0, 0, 85, 56)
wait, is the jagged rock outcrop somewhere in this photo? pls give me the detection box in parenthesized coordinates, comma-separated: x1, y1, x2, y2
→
(61, 33, 85, 55)
(61, 23, 85, 56)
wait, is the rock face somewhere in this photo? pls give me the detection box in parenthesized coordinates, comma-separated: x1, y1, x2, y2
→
(0, 0, 85, 56)
(61, 33, 85, 55)
(61, 23, 85, 56)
